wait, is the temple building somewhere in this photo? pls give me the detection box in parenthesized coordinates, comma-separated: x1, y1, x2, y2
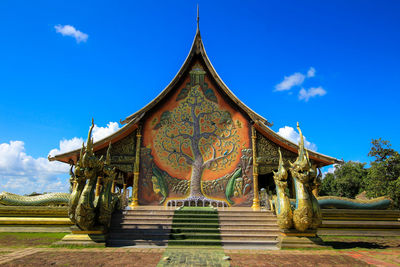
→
(49, 26, 339, 209)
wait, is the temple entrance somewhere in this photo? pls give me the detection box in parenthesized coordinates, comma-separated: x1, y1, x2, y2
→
(258, 172, 275, 194)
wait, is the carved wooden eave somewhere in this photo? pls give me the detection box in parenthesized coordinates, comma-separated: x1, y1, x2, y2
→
(254, 120, 342, 167)
(48, 115, 142, 164)
(120, 29, 272, 127)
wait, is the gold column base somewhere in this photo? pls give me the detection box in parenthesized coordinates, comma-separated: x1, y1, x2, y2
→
(251, 199, 260, 210)
(129, 199, 139, 208)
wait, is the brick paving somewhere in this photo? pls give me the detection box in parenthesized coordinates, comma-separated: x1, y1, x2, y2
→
(0, 248, 39, 265)
(0, 247, 399, 266)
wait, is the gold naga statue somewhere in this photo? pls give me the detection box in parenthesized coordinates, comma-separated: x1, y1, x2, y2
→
(273, 122, 322, 232)
(288, 122, 322, 232)
(68, 119, 121, 231)
(273, 148, 293, 229)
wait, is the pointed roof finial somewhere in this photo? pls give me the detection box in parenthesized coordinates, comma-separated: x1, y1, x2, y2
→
(196, 4, 200, 31)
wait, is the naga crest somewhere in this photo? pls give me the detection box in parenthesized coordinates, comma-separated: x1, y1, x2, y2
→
(289, 122, 312, 182)
(82, 118, 95, 168)
(273, 148, 288, 185)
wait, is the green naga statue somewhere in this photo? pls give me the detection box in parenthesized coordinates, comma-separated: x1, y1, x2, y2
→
(309, 163, 322, 230)
(68, 144, 87, 224)
(98, 142, 119, 229)
(289, 122, 314, 232)
(75, 120, 99, 230)
(273, 148, 293, 230)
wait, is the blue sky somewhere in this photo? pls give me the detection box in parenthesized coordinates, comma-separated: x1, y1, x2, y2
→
(0, 1, 399, 194)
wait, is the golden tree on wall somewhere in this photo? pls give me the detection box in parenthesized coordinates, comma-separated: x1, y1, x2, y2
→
(154, 82, 239, 205)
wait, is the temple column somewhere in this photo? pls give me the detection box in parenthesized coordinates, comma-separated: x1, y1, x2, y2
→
(251, 125, 260, 209)
(130, 125, 142, 208)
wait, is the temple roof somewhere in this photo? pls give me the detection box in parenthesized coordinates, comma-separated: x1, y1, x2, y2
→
(49, 28, 341, 167)
(120, 29, 272, 127)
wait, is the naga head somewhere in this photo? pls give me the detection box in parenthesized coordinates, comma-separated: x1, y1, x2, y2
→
(106, 142, 112, 165)
(273, 148, 288, 182)
(82, 119, 95, 168)
(290, 122, 311, 172)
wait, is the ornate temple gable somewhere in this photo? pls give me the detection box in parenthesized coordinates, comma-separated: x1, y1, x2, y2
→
(94, 130, 136, 174)
(49, 118, 139, 164)
(139, 61, 253, 206)
(254, 122, 340, 167)
(49, 27, 340, 174)
(120, 30, 271, 128)
(256, 131, 297, 175)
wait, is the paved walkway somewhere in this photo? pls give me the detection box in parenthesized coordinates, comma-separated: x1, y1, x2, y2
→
(157, 247, 230, 267)
(0, 247, 399, 266)
(0, 248, 39, 265)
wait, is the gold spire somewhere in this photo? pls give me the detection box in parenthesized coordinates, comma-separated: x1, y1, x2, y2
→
(196, 4, 200, 32)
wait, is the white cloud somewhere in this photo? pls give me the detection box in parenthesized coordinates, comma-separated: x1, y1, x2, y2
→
(298, 86, 327, 102)
(277, 126, 318, 151)
(307, 67, 316, 78)
(54, 24, 88, 43)
(92, 122, 120, 142)
(48, 122, 120, 157)
(0, 122, 121, 195)
(275, 72, 305, 91)
(322, 164, 338, 178)
(48, 137, 84, 158)
(0, 141, 70, 195)
(274, 67, 317, 92)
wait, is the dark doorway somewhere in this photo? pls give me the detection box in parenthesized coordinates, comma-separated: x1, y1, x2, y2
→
(258, 172, 275, 194)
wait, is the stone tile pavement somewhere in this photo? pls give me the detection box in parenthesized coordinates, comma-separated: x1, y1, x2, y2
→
(157, 247, 230, 267)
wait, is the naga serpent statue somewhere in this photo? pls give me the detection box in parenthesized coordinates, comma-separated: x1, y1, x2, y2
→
(308, 162, 322, 230)
(273, 148, 293, 229)
(98, 143, 119, 229)
(68, 144, 86, 224)
(0, 192, 70, 206)
(289, 122, 315, 232)
(69, 119, 121, 231)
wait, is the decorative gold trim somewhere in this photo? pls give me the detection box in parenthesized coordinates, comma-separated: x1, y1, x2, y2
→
(251, 125, 260, 209)
(130, 125, 142, 208)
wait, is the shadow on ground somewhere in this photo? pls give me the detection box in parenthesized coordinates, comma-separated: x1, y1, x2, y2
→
(323, 241, 390, 249)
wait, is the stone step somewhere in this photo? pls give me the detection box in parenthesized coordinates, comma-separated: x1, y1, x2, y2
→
(109, 232, 170, 240)
(107, 239, 169, 247)
(219, 214, 276, 220)
(167, 239, 221, 246)
(321, 220, 400, 229)
(172, 222, 219, 229)
(318, 228, 400, 236)
(112, 219, 174, 224)
(111, 224, 172, 230)
(220, 228, 280, 235)
(221, 239, 279, 247)
(121, 210, 175, 215)
(219, 223, 279, 230)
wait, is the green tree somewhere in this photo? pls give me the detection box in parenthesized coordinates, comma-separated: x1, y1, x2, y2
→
(320, 161, 367, 198)
(364, 138, 400, 208)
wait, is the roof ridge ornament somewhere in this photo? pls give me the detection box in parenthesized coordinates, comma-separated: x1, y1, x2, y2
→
(197, 4, 200, 32)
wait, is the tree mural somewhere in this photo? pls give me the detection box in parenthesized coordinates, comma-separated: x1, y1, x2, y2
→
(153, 67, 239, 205)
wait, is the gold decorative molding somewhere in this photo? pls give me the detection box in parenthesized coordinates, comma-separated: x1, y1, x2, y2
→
(130, 125, 142, 208)
(251, 125, 260, 209)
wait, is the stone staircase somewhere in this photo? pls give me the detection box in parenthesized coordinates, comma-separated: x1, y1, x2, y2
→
(218, 209, 279, 249)
(318, 209, 400, 237)
(107, 209, 174, 247)
(107, 207, 280, 249)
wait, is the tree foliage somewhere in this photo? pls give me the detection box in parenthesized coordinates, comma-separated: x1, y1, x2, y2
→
(364, 138, 400, 208)
(320, 161, 367, 198)
(320, 138, 400, 208)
